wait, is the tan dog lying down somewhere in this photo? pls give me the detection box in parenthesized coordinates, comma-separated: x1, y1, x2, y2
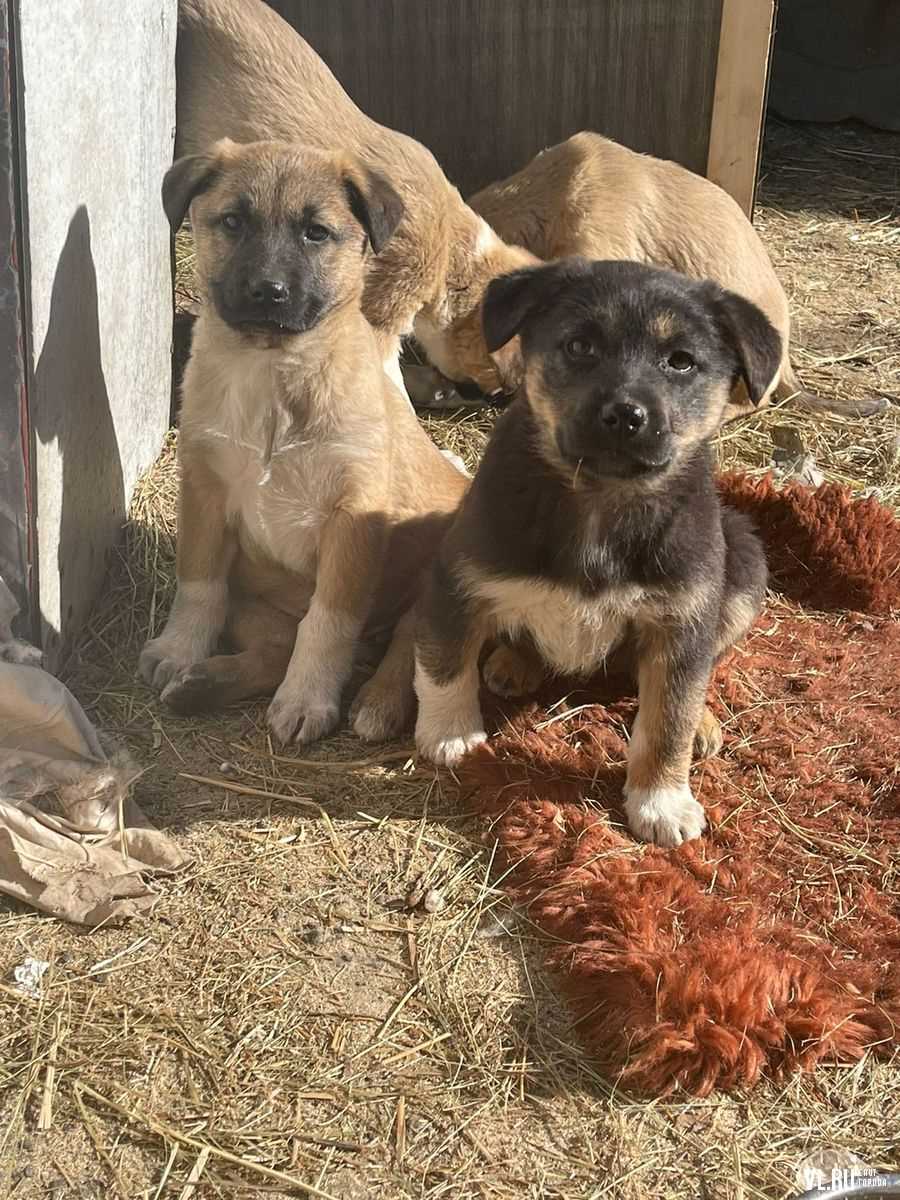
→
(470, 132, 881, 417)
(139, 140, 466, 743)
(177, 0, 535, 396)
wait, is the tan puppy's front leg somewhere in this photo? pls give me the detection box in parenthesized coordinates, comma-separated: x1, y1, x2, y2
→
(267, 508, 386, 745)
(623, 622, 715, 848)
(414, 570, 487, 766)
(139, 462, 234, 694)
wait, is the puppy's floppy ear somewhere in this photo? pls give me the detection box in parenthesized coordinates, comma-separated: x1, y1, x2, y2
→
(162, 138, 237, 233)
(482, 258, 589, 352)
(342, 163, 405, 255)
(711, 287, 783, 405)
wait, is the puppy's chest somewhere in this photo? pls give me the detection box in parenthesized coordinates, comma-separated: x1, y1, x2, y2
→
(469, 570, 645, 676)
(190, 370, 348, 574)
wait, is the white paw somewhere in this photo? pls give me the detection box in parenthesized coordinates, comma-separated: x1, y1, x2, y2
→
(267, 684, 340, 746)
(139, 636, 207, 692)
(624, 783, 707, 848)
(416, 724, 487, 767)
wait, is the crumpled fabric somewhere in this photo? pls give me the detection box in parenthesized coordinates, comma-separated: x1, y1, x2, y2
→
(0, 579, 185, 925)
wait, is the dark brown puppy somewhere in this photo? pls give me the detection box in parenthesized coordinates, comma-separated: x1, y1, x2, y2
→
(414, 259, 777, 847)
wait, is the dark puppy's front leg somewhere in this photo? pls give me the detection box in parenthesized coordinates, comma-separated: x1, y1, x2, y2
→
(624, 617, 717, 847)
(414, 562, 488, 766)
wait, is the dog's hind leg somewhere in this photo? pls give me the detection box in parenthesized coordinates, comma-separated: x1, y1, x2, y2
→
(160, 598, 297, 714)
(689, 507, 767, 758)
(482, 634, 546, 699)
(350, 607, 418, 742)
(716, 508, 767, 659)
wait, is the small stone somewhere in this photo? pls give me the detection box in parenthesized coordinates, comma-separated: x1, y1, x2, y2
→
(477, 912, 516, 938)
(219, 761, 238, 776)
(422, 888, 446, 914)
(405, 873, 425, 910)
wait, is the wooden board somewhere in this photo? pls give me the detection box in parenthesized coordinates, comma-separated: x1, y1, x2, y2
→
(266, 0, 724, 196)
(706, 0, 776, 217)
(14, 1, 177, 667)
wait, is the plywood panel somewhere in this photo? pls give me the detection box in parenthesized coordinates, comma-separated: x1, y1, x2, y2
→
(15, 1, 177, 667)
(266, 0, 723, 195)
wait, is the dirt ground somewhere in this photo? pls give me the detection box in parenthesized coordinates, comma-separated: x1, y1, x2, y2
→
(1, 120, 898, 1200)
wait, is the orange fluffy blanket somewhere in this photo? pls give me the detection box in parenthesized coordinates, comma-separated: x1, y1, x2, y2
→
(461, 475, 900, 1096)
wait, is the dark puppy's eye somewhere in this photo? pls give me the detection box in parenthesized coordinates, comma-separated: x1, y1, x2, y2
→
(565, 337, 595, 360)
(220, 212, 243, 233)
(305, 223, 331, 243)
(666, 350, 696, 372)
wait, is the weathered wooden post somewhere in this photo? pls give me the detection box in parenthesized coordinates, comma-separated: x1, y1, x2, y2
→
(0, 1, 176, 667)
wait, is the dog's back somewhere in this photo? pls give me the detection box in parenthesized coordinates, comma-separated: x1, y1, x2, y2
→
(470, 132, 791, 407)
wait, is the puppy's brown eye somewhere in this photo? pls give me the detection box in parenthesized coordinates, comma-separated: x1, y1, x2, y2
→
(565, 338, 594, 360)
(305, 224, 331, 243)
(221, 212, 243, 233)
(666, 350, 696, 372)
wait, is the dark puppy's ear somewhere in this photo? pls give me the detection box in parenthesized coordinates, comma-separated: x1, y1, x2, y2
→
(342, 163, 405, 255)
(162, 138, 239, 232)
(711, 287, 783, 405)
(482, 258, 590, 352)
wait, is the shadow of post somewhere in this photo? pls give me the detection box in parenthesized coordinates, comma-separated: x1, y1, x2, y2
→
(30, 205, 124, 667)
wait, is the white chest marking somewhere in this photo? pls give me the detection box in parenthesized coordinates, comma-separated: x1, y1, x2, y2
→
(183, 350, 364, 577)
(464, 570, 645, 677)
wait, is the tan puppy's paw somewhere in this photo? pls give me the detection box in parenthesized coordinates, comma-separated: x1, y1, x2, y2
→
(482, 643, 545, 698)
(624, 783, 707, 848)
(693, 705, 723, 759)
(349, 679, 414, 743)
(160, 660, 235, 715)
(267, 685, 340, 745)
(139, 637, 201, 692)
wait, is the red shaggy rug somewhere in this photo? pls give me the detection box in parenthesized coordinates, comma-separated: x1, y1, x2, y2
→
(461, 474, 900, 1097)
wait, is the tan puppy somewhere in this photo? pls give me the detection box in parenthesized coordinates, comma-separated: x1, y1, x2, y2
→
(139, 140, 466, 743)
(470, 132, 882, 417)
(177, 0, 536, 396)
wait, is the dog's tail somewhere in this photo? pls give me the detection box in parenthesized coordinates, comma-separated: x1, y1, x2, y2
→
(775, 360, 888, 418)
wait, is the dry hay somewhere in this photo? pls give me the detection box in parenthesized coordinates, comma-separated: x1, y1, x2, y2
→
(1, 122, 899, 1198)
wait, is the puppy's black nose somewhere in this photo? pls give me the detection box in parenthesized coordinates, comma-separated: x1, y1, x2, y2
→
(599, 400, 647, 437)
(248, 278, 289, 305)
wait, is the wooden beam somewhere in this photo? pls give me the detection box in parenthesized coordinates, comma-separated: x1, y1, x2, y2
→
(706, 0, 776, 218)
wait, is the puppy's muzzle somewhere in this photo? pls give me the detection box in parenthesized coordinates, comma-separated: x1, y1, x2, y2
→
(559, 396, 674, 478)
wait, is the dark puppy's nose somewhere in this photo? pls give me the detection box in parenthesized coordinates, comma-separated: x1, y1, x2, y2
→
(248, 278, 289, 305)
(599, 400, 647, 437)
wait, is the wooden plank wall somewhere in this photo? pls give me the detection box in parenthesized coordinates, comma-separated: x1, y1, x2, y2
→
(266, 0, 724, 196)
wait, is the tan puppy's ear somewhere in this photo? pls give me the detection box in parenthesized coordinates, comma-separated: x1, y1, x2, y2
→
(342, 163, 405, 255)
(162, 140, 237, 233)
(489, 336, 524, 395)
(482, 257, 591, 353)
(708, 286, 783, 405)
